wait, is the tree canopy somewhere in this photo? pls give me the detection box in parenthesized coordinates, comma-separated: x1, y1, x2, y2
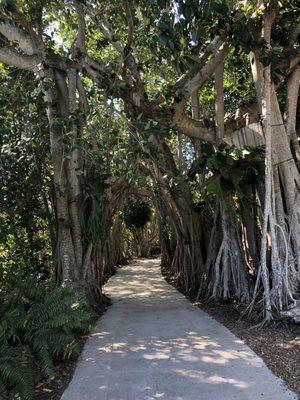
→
(0, 1, 299, 396)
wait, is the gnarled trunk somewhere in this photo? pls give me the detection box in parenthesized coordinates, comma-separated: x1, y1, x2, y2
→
(249, 12, 300, 315)
(159, 185, 205, 293)
(198, 196, 250, 302)
(43, 68, 129, 294)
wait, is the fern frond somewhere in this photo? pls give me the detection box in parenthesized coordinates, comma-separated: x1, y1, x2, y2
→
(0, 279, 95, 399)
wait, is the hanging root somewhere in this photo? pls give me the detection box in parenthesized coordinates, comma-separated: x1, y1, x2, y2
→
(198, 198, 250, 303)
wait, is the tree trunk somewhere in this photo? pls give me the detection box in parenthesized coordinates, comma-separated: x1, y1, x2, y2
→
(249, 11, 300, 315)
(198, 196, 250, 302)
(43, 69, 78, 284)
(215, 62, 224, 143)
(42, 67, 128, 295)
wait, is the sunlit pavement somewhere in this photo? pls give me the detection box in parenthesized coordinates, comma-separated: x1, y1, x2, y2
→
(61, 259, 297, 400)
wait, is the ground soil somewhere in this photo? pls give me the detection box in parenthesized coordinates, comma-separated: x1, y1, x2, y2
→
(163, 268, 300, 397)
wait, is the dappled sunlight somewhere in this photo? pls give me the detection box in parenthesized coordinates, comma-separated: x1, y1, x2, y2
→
(144, 354, 170, 360)
(61, 259, 297, 400)
(105, 262, 182, 302)
(86, 332, 254, 372)
(278, 337, 300, 350)
(173, 369, 248, 389)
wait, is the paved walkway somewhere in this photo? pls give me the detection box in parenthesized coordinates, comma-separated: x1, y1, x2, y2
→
(61, 259, 297, 400)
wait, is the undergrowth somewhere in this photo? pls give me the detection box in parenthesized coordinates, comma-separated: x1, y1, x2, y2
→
(0, 279, 97, 400)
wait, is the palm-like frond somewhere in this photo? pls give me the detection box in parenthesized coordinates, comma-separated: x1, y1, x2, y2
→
(0, 279, 96, 399)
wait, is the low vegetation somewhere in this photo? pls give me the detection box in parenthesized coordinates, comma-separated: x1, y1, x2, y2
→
(0, 280, 96, 400)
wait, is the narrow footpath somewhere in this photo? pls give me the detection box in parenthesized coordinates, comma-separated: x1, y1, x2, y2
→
(61, 259, 297, 400)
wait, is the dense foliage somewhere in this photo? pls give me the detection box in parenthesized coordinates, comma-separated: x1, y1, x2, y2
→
(0, 280, 95, 400)
(123, 199, 152, 230)
(0, 68, 52, 286)
(189, 144, 265, 198)
(0, 0, 299, 396)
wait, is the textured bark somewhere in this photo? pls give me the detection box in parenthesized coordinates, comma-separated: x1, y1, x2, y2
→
(139, 131, 205, 292)
(258, 56, 272, 319)
(198, 196, 250, 302)
(191, 92, 200, 120)
(42, 67, 129, 293)
(249, 11, 300, 316)
(153, 174, 205, 293)
(170, 189, 205, 292)
(215, 62, 224, 142)
(42, 70, 76, 283)
(286, 66, 300, 165)
(240, 186, 260, 270)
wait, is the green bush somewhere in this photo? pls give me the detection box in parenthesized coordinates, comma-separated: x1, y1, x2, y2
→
(0, 279, 96, 400)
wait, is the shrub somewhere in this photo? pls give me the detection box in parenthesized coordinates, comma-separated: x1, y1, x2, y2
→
(0, 279, 96, 400)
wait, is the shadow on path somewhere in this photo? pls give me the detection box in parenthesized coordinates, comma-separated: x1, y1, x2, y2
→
(61, 259, 297, 400)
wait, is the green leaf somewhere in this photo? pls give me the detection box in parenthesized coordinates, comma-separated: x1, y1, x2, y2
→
(156, 35, 168, 46)
(205, 174, 221, 195)
(230, 169, 244, 185)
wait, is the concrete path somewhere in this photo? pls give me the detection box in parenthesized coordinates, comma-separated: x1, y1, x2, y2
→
(61, 259, 297, 400)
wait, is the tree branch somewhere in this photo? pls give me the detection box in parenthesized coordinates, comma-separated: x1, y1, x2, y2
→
(0, 22, 37, 55)
(286, 66, 300, 163)
(215, 62, 224, 142)
(73, 0, 86, 54)
(0, 46, 40, 70)
(191, 91, 200, 120)
(173, 43, 229, 116)
(13, 6, 44, 50)
(67, 68, 77, 113)
(85, 4, 143, 87)
(174, 35, 223, 92)
(86, 7, 124, 55)
(172, 112, 216, 142)
(123, 0, 134, 48)
(77, 75, 88, 111)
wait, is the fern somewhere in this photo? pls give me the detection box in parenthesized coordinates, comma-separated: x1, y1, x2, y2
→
(0, 344, 34, 400)
(0, 279, 96, 399)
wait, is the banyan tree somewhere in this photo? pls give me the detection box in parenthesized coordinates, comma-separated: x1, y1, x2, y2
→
(0, 0, 299, 320)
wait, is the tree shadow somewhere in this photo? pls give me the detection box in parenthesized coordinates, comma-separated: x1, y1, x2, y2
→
(61, 259, 296, 400)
